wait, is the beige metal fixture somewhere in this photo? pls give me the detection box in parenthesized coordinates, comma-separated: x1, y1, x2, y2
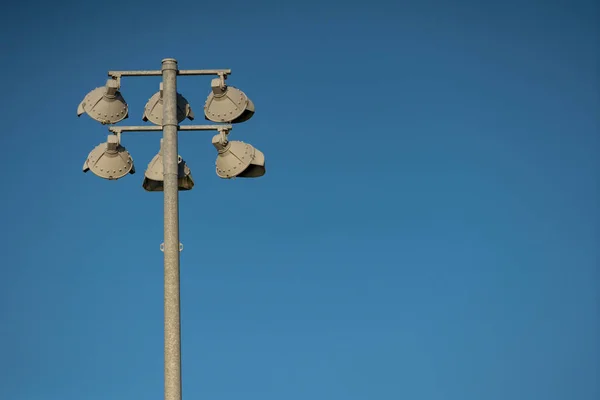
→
(204, 76, 255, 123)
(77, 79, 129, 124)
(212, 131, 265, 178)
(143, 82, 195, 125)
(82, 134, 135, 179)
(143, 139, 194, 192)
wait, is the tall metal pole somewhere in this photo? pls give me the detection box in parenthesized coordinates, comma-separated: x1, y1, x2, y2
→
(161, 58, 182, 400)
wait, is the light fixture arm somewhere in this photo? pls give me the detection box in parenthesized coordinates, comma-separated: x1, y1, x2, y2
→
(108, 69, 231, 78)
(108, 124, 233, 134)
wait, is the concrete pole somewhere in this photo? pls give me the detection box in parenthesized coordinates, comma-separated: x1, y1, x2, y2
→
(161, 58, 182, 400)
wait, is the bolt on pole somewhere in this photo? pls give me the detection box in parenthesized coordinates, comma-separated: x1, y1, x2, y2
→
(161, 58, 182, 400)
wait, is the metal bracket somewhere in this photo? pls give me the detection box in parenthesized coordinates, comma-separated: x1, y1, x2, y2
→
(108, 124, 233, 135)
(217, 72, 227, 89)
(217, 127, 230, 144)
(108, 69, 231, 78)
(110, 75, 122, 88)
(160, 243, 183, 252)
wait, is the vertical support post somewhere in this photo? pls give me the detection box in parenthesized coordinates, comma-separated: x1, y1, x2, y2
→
(161, 58, 182, 400)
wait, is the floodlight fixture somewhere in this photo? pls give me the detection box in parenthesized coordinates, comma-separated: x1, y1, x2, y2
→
(142, 139, 194, 192)
(143, 82, 194, 125)
(77, 79, 129, 124)
(212, 131, 265, 179)
(204, 77, 255, 124)
(83, 134, 135, 180)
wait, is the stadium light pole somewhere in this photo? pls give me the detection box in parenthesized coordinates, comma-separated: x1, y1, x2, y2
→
(78, 58, 264, 400)
(161, 59, 184, 400)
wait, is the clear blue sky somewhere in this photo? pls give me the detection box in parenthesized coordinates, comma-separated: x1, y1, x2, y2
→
(0, 0, 597, 399)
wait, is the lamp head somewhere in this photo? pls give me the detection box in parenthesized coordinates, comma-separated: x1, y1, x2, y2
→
(212, 133, 265, 179)
(142, 139, 194, 191)
(77, 79, 129, 124)
(83, 135, 135, 180)
(204, 78, 255, 124)
(142, 83, 194, 125)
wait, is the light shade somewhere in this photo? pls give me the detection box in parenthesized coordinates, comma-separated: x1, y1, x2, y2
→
(212, 134, 265, 179)
(204, 78, 255, 124)
(143, 83, 194, 125)
(143, 140, 194, 192)
(77, 79, 128, 124)
(83, 135, 135, 180)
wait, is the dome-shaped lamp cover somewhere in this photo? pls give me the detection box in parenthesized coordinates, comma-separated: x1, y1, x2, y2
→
(212, 135, 265, 179)
(77, 79, 129, 124)
(82, 135, 135, 180)
(142, 83, 194, 125)
(142, 142, 194, 191)
(204, 78, 255, 124)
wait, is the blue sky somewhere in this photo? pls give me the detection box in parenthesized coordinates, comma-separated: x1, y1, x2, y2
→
(0, 0, 598, 399)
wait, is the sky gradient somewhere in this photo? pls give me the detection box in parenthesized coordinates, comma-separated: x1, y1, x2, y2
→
(0, 0, 598, 399)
